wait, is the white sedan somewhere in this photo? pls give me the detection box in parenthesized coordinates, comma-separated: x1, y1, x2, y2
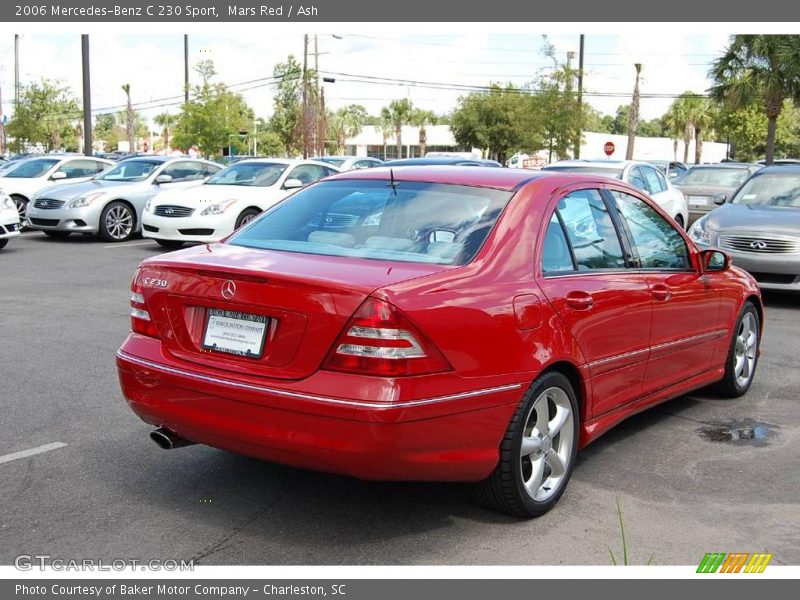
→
(142, 159, 339, 248)
(0, 191, 21, 250)
(543, 159, 689, 229)
(0, 155, 114, 223)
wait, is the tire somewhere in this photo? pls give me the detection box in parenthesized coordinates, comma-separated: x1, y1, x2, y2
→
(473, 371, 579, 517)
(713, 301, 760, 397)
(235, 208, 260, 229)
(155, 239, 184, 249)
(99, 201, 135, 242)
(11, 195, 28, 227)
(0, 239, 7, 250)
(44, 231, 71, 239)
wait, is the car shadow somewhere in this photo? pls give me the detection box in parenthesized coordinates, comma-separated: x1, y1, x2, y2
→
(761, 290, 799, 309)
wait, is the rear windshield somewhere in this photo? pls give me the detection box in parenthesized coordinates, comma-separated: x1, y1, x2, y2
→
(229, 179, 513, 265)
(732, 173, 800, 208)
(543, 165, 624, 179)
(678, 167, 749, 187)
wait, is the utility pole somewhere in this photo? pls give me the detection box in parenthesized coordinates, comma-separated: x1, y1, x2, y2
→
(314, 34, 320, 155)
(0, 85, 5, 154)
(575, 34, 584, 159)
(184, 34, 189, 104)
(81, 35, 92, 156)
(302, 34, 309, 159)
(625, 64, 642, 160)
(14, 34, 20, 109)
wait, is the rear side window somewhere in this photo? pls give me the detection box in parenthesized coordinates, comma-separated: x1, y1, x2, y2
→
(611, 191, 689, 269)
(554, 190, 626, 270)
(229, 179, 513, 265)
(541, 213, 575, 273)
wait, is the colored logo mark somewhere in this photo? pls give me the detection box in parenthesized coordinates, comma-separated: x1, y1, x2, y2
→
(697, 552, 773, 573)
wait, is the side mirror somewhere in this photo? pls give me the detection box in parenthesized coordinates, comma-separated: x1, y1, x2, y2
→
(283, 178, 303, 190)
(154, 174, 173, 184)
(713, 192, 727, 205)
(701, 248, 730, 273)
(50, 171, 67, 181)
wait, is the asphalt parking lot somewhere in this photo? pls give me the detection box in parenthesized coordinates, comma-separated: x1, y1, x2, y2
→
(1, 232, 799, 566)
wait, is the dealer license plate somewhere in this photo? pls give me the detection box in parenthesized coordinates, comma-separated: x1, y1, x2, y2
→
(689, 195, 710, 205)
(202, 308, 268, 359)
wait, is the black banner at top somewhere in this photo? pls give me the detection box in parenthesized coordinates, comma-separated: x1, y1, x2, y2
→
(4, 0, 800, 22)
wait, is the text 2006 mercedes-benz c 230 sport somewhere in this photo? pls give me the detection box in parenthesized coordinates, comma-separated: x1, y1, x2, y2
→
(116, 167, 763, 517)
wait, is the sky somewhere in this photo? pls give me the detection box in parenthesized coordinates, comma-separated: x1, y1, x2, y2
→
(0, 31, 733, 129)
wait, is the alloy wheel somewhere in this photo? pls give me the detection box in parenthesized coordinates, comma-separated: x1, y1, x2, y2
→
(519, 386, 575, 502)
(733, 312, 758, 388)
(105, 205, 134, 240)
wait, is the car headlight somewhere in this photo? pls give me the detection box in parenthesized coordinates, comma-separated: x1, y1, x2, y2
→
(688, 216, 711, 245)
(145, 199, 153, 213)
(67, 192, 105, 208)
(200, 200, 237, 216)
(1, 196, 14, 211)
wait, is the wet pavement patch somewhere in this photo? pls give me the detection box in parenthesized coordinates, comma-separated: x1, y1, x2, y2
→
(699, 420, 775, 445)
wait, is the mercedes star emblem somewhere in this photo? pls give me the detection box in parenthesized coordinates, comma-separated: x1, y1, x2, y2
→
(221, 280, 236, 300)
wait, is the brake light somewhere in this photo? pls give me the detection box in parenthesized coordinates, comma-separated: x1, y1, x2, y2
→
(323, 297, 451, 377)
(130, 268, 159, 338)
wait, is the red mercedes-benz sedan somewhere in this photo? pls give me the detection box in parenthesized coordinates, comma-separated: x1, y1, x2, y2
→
(117, 167, 763, 517)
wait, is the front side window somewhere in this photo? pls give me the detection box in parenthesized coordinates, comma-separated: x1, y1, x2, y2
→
(56, 159, 105, 179)
(555, 189, 626, 270)
(229, 179, 513, 266)
(162, 161, 206, 182)
(628, 167, 647, 192)
(285, 164, 328, 186)
(611, 191, 690, 269)
(642, 166, 665, 194)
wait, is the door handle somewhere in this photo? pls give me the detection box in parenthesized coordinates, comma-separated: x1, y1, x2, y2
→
(566, 291, 594, 310)
(652, 284, 672, 302)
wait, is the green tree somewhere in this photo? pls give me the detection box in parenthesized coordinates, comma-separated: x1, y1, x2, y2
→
(173, 60, 255, 158)
(710, 34, 800, 165)
(6, 80, 80, 152)
(268, 55, 303, 155)
(381, 99, 414, 159)
(714, 99, 800, 161)
(327, 104, 368, 154)
(409, 108, 437, 157)
(154, 112, 178, 152)
(664, 97, 695, 163)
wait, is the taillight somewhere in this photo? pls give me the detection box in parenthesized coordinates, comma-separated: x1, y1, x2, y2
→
(323, 297, 451, 377)
(130, 268, 159, 338)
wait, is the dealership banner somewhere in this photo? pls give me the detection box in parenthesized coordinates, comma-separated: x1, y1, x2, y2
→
(3, 0, 800, 21)
(4, 579, 798, 599)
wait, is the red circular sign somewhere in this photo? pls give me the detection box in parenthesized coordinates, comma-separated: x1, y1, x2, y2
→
(604, 141, 615, 156)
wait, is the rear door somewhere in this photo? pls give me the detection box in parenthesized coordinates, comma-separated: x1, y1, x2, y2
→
(607, 188, 722, 395)
(536, 187, 652, 418)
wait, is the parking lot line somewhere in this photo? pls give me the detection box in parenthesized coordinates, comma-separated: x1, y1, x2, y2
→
(103, 241, 155, 249)
(0, 442, 67, 465)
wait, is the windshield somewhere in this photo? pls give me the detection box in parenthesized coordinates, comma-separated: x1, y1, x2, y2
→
(97, 159, 161, 182)
(543, 165, 624, 179)
(316, 157, 346, 167)
(732, 173, 800, 208)
(229, 179, 513, 265)
(678, 167, 749, 187)
(3, 158, 59, 178)
(205, 162, 287, 187)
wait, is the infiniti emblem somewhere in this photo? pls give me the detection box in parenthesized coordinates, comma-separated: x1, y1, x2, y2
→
(165, 207, 175, 215)
(221, 280, 236, 300)
(750, 240, 768, 250)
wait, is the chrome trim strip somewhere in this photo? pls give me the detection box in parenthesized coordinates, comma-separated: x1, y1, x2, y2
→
(116, 351, 522, 410)
(587, 329, 728, 370)
(588, 347, 649, 369)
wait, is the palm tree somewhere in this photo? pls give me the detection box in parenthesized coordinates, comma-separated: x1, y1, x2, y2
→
(625, 64, 642, 160)
(331, 104, 367, 154)
(409, 108, 437, 157)
(378, 111, 393, 160)
(154, 112, 177, 154)
(665, 97, 695, 163)
(381, 98, 413, 160)
(710, 35, 800, 165)
(121, 83, 135, 152)
(681, 96, 713, 164)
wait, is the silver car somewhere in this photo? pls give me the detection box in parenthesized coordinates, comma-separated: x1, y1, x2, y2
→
(26, 157, 222, 242)
(688, 165, 800, 291)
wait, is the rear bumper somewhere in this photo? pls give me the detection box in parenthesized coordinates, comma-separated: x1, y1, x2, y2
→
(116, 335, 525, 481)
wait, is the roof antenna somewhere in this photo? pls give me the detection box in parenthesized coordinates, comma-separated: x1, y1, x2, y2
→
(387, 168, 399, 195)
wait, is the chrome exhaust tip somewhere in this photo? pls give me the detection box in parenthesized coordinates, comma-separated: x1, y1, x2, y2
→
(149, 427, 195, 450)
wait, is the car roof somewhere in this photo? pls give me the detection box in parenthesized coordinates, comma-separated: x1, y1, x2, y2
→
(688, 163, 759, 169)
(232, 158, 341, 170)
(382, 157, 500, 166)
(753, 165, 800, 174)
(324, 165, 596, 191)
